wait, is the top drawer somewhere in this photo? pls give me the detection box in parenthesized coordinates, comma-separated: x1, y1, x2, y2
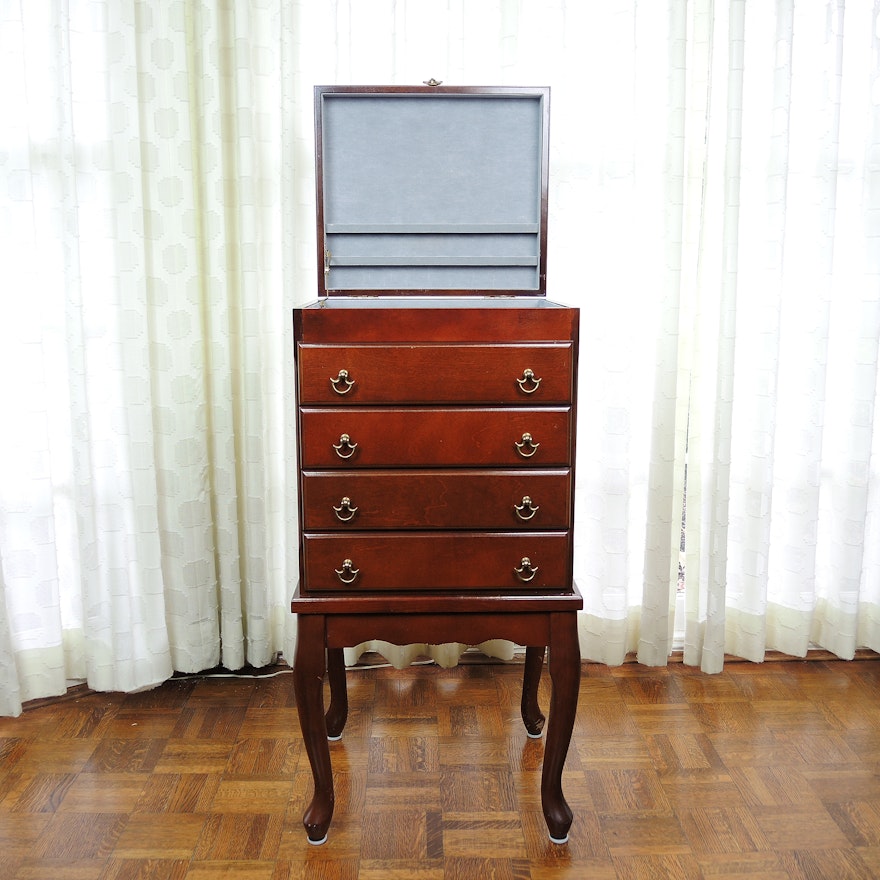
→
(297, 343, 573, 405)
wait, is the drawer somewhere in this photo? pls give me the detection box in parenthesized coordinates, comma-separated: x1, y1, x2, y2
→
(294, 302, 579, 345)
(299, 407, 572, 468)
(297, 343, 573, 404)
(301, 531, 571, 592)
(301, 469, 572, 530)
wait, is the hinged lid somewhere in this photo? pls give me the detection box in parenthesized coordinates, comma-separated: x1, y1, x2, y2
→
(315, 85, 550, 297)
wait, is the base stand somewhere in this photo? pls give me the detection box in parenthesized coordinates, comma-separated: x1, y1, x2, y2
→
(291, 587, 582, 845)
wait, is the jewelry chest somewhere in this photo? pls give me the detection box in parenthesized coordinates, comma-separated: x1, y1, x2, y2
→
(291, 84, 582, 846)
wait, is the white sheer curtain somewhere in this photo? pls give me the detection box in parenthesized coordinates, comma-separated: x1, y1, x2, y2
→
(2, 1, 879, 717)
(681, 1, 880, 671)
(0, 1, 295, 717)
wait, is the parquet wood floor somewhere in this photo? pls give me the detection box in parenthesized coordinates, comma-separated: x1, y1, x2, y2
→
(2, 655, 880, 879)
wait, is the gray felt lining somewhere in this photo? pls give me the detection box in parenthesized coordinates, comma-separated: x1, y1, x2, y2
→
(321, 92, 545, 291)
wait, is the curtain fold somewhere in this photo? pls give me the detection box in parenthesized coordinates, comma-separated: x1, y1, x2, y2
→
(681, 0, 880, 671)
(0, 1, 294, 716)
(2, 0, 879, 716)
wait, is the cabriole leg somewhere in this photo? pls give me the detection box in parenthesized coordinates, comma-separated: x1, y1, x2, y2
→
(521, 645, 546, 737)
(542, 612, 579, 844)
(293, 614, 334, 844)
(325, 647, 348, 740)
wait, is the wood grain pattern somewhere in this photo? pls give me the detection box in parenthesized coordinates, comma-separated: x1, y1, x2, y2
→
(296, 343, 574, 405)
(1, 656, 880, 878)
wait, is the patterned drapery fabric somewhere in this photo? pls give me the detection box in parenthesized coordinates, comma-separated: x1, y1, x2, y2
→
(0, 2, 293, 716)
(1, 1, 879, 716)
(679, 1, 880, 671)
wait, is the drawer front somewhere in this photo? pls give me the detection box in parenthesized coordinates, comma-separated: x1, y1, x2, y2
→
(301, 469, 572, 530)
(299, 407, 571, 468)
(302, 531, 571, 592)
(298, 343, 573, 405)
(295, 303, 579, 345)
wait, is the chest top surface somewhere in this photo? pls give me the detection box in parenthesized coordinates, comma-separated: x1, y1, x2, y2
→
(294, 296, 577, 344)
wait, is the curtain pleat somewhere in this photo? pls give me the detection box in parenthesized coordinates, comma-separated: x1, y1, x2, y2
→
(683, 0, 880, 668)
(0, 0, 294, 716)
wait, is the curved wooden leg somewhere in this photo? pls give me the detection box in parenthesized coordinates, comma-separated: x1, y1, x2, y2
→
(325, 647, 348, 740)
(293, 614, 334, 844)
(542, 612, 579, 844)
(521, 645, 546, 737)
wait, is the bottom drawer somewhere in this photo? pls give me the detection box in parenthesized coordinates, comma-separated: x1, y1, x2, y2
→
(301, 531, 571, 592)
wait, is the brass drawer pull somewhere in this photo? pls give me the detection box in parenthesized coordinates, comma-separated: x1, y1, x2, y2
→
(330, 369, 355, 395)
(334, 558, 359, 584)
(333, 497, 358, 522)
(516, 368, 542, 394)
(332, 433, 358, 459)
(515, 432, 540, 458)
(514, 557, 539, 582)
(514, 496, 539, 521)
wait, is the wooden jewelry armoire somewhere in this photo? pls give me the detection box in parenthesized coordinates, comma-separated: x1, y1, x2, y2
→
(291, 84, 582, 846)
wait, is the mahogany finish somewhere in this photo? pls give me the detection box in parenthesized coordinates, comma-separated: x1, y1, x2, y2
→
(301, 531, 571, 593)
(300, 468, 572, 530)
(292, 299, 581, 845)
(292, 85, 580, 847)
(292, 300, 576, 343)
(299, 407, 572, 468)
(292, 595, 582, 846)
(297, 343, 574, 404)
